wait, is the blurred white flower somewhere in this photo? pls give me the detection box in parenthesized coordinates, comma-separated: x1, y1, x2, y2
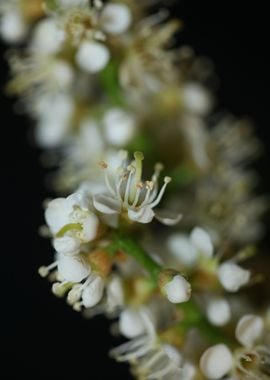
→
(76, 40, 110, 73)
(167, 227, 213, 267)
(100, 3, 132, 35)
(182, 82, 212, 115)
(217, 262, 250, 292)
(200, 344, 233, 379)
(31, 18, 65, 55)
(206, 298, 231, 326)
(103, 108, 136, 146)
(0, 9, 27, 43)
(236, 314, 264, 348)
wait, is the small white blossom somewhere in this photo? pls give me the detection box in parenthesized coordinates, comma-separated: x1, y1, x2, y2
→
(200, 344, 233, 379)
(45, 192, 99, 242)
(34, 93, 74, 148)
(75, 41, 110, 73)
(236, 314, 264, 348)
(103, 108, 136, 146)
(182, 82, 212, 115)
(206, 298, 231, 326)
(167, 227, 213, 267)
(93, 151, 181, 225)
(100, 3, 132, 35)
(119, 308, 147, 338)
(0, 10, 27, 43)
(217, 262, 250, 292)
(163, 274, 191, 304)
(190, 227, 214, 258)
(111, 310, 190, 379)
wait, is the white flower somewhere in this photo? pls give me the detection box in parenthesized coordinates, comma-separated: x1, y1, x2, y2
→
(217, 262, 250, 292)
(167, 227, 213, 267)
(31, 19, 65, 55)
(163, 275, 191, 304)
(103, 108, 135, 146)
(0, 10, 27, 43)
(82, 275, 104, 308)
(190, 227, 214, 258)
(206, 298, 231, 326)
(58, 255, 90, 282)
(93, 151, 181, 225)
(236, 314, 264, 348)
(100, 3, 132, 35)
(111, 310, 190, 379)
(75, 41, 110, 73)
(182, 82, 212, 115)
(45, 192, 99, 242)
(200, 344, 233, 379)
(53, 236, 81, 256)
(34, 93, 74, 148)
(119, 308, 147, 338)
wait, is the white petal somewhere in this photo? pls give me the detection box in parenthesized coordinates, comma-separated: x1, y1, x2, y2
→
(93, 194, 122, 214)
(119, 309, 145, 338)
(200, 344, 233, 379)
(81, 213, 99, 241)
(31, 19, 65, 55)
(236, 314, 264, 347)
(155, 210, 182, 226)
(35, 119, 69, 148)
(182, 82, 212, 115)
(167, 234, 199, 267)
(128, 207, 155, 224)
(190, 227, 213, 258)
(0, 10, 27, 43)
(82, 275, 104, 308)
(164, 275, 191, 304)
(51, 60, 74, 89)
(217, 262, 251, 292)
(206, 298, 231, 326)
(101, 3, 132, 35)
(66, 192, 89, 211)
(53, 236, 80, 256)
(103, 108, 135, 146)
(58, 256, 90, 282)
(45, 198, 71, 234)
(107, 276, 124, 311)
(76, 41, 110, 73)
(163, 344, 182, 366)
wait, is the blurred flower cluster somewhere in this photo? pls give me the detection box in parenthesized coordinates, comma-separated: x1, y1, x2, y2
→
(1, 0, 269, 379)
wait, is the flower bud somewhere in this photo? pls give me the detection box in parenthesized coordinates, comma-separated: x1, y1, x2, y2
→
(159, 269, 191, 304)
(119, 309, 145, 338)
(236, 314, 264, 347)
(206, 298, 231, 326)
(101, 3, 132, 35)
(200, 344, 233, 379)
(82, 275, 104, 308)
(217, 262, 250, 292)
(76, 41, 110, 73)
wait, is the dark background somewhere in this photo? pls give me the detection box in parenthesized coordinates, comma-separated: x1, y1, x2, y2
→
(1, 1, 269, 378)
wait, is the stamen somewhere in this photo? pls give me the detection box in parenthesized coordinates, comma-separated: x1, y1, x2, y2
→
(149, 176, 171, 208)
(152, 163, 164, 182)
(52, 281, 70, 297)
(134, 151, 144, 186)
(123, 165, 135, 207)
(38, 261, 58, 278)
(131, 182, 143, 207)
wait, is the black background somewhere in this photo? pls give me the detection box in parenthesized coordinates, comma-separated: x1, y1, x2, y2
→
(1, 1, 269, 378)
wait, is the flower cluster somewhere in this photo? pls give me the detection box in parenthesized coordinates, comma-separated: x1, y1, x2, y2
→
(1, 1, 269, 379)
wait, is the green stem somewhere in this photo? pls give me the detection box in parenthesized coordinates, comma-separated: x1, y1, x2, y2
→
(107, 234, 162, 281)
